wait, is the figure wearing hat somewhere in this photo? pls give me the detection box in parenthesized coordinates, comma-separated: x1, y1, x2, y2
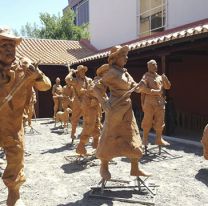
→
(138, 59, 171, 147)
(65, 65, 92, 142)
(94, 45, 154, 180)
(0, 27, 51, 206)
(52, 77, 63, 118)
(75, 65, 108, 155)
(62, 78, 74, 111)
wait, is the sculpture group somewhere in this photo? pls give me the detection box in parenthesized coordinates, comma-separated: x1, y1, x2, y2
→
(0, 27, 207, 206)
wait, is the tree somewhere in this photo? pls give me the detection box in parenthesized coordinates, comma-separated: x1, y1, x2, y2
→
(18, 8, 89, 40)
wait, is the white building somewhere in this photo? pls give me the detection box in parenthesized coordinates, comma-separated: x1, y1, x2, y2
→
(66, 0, 208, 50)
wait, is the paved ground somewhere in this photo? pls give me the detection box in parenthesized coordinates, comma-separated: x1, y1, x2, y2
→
(0, 119, 208, 206)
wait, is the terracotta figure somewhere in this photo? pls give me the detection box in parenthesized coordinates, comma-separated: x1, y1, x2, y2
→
(139, 59, 171, 146)
(94, 45, 151, 180)
(23, 87, 36, 127)
(52, 77, 63, 118)
(62, 80, 74, 111)
(201, 124, 208, 160)
(65, 65, 92, 141)
(0, 28, 51, 206)
(75, 67, 106, 155)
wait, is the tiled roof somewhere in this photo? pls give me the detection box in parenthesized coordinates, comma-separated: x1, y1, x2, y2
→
(70, 23, 208, 65)
(16, 38, 95, 65)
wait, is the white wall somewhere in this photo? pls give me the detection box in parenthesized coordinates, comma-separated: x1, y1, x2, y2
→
(89, 0, 138, 50)
(167, 0, 208, 29)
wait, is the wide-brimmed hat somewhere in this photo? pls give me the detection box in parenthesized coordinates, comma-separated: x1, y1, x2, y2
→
(76, 65, 88, 73)
(108, 45, 129, 63)
(0, 27, 22, 45)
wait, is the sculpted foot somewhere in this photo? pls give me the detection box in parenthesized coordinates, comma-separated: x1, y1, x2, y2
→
(7, 189, 25, 206)
(100, 161, 111, 180)
(130, 168, 152, 177)
(130, 159, 152, 177)
(155, 138, 170, 146)
(76, 143, 87, 155)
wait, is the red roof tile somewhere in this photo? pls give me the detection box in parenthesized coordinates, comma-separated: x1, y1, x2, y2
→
(70, 22, 208, 65)
(16, 38, 95, 65)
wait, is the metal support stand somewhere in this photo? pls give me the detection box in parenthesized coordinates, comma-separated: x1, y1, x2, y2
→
(89, 177, 158, 205)
(142, 145, 182, 162)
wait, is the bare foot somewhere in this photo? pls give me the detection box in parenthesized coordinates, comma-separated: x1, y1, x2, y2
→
(76, 143, 87, 155)
(100, 164, 111, 180)
(7, 189, 25, 206)
(130, 168, 152, 177)
(155, 138, 170, 146)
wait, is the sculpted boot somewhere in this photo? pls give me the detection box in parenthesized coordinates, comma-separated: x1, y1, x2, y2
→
(130, 158, 152, 177)
(7, 188, 25, 206)
(100, 160, 111, 180)
(155, 130, 170, 146)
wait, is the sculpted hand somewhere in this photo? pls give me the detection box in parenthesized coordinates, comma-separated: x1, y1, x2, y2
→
(161, 74, 169, 82)
(150, 88, 163, 96)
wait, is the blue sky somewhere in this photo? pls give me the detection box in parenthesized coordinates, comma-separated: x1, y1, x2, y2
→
(0, 0, 68, 32)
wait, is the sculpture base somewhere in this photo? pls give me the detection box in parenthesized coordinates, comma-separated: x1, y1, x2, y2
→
(89, 177, 158, 205)
(142, 145, 182, 162)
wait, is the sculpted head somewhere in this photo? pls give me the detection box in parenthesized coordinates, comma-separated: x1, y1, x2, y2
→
(147, 59, 158, 73)
(76, 65, 88, 79)
(0, 27, 22, 66)
(108, 45, 129, 68)
(55, 77, 61, 85)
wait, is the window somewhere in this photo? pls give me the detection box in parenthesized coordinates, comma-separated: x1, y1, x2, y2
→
(139, 0, 166, 37)
(73, 0, 89, 26)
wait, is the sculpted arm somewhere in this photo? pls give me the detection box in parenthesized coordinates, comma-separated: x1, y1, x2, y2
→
(135, 76, 162, 96)
(161, 74, 171, 90)
(34, 69, 51, 91)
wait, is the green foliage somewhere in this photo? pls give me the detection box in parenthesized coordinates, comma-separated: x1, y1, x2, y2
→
(18, 8, 89, 40)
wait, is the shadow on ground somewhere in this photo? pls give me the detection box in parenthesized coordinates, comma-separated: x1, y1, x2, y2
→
(57, 188, 145, 206)
(41, 143, 75, 154)
(195, 168, 208, 187)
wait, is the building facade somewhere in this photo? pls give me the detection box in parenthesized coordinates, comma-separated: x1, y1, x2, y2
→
(64, 0, 89, 26)
(65, 0, 208, 50)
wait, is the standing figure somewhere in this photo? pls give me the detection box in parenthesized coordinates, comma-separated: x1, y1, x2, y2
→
(23, 87, 37, 127)
(201, 124, 208, 160)
(62, 79, 74, 111)
(52, 77, 63, 118)
(75, 66, 107, 155)
(65, 65, 92, 142)
(0, 28, 51, 206)
(139, 59, 171, 146)
(95, 45, 151, 181)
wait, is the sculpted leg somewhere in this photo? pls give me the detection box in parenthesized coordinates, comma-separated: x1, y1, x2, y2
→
(130, 158, 151, 177)
(155, 130, 170, 146)
(3, 138, 25, 206)
(71, 107, 81, 140)
(100, 159, 111, 180)
(201, 124, 208, 160)
(76, 134, 88, 155)
(53, 100, 58, 119)
(142, 128, 151, 146)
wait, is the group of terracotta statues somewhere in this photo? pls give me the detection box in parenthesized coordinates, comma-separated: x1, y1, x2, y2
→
(0, 28, 207, 206)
